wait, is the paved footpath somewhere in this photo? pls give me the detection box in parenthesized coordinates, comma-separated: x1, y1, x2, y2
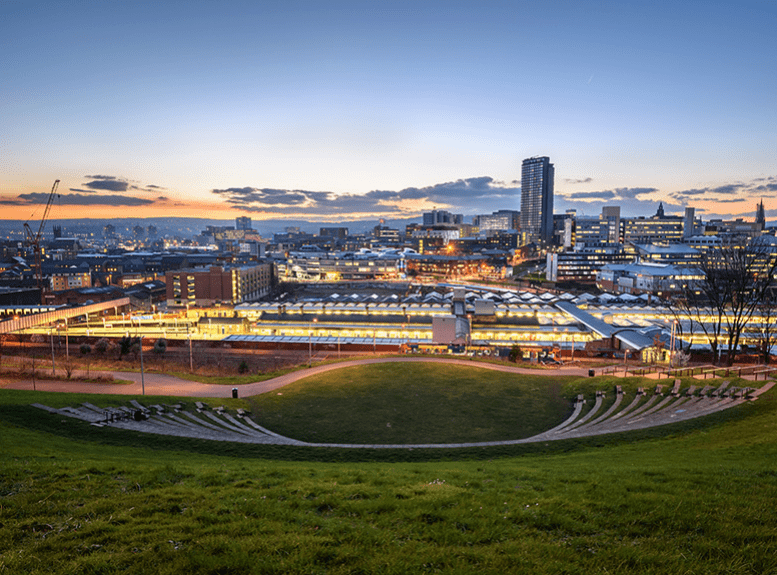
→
(0, 358, 597, 399)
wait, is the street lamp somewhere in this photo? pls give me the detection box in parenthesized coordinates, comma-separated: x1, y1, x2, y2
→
(139, 335, 145, 395)
(187, 323, 193, 372)
(50, 328, 55, 376)
(308, 317, 317, 367)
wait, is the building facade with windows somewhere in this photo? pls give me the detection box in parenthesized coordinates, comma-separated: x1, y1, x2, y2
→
(520, 156, 554, 246)
(166, 263, 273, 307)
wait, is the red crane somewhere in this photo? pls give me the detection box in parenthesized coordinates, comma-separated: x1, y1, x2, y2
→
(24, 179, 60, 304)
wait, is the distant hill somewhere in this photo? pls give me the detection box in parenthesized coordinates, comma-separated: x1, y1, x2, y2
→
(0, 216, 423, 240)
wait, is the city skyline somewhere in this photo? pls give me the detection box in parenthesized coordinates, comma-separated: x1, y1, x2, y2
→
(2, 1, 776, 222)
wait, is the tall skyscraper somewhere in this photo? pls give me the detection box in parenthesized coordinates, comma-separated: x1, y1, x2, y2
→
(520, 156, 554, 245)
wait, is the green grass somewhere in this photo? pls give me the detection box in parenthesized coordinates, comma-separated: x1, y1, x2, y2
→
(1, 364, 777, 574)
(249, 363, 572, 443)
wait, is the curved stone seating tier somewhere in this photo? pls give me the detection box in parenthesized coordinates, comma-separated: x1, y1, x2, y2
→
(585, 391, 624, 427)
(622, 394, 659, 420)
(561, 393, 604, 432)
(605, 392, 645, 422)
(31, 379, 768, 449)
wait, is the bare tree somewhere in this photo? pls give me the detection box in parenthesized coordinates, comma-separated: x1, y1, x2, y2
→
(753, 286, 777, 364)
(668, 239, 777, 366)
(80, 343, 92, 378)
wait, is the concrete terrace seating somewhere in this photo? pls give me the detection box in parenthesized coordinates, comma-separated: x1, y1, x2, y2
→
(31, 378, 770, 449)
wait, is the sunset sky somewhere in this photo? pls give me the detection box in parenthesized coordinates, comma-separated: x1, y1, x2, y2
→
(2, 0, 776, 223)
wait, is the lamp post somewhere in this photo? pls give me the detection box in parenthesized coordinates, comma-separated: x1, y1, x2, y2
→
(50, 328, 55, 376)
(188, 323, 193, 372)
(466, 314, 472, 355)
(308, 317, 317, 367)
(139, 335, 145, 395)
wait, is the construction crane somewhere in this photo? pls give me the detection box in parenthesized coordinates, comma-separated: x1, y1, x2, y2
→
(23, 179, 60, 304)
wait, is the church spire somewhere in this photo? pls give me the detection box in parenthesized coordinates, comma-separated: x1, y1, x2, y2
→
(756, 199, 766, 230)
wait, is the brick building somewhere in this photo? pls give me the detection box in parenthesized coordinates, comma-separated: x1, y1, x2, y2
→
(166, 264, 273, 307)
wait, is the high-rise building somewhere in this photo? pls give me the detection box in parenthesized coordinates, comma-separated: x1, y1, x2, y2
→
(236, 216, 252, 230)
(423, 210, 463, 226)
(520, 156, 554, 246)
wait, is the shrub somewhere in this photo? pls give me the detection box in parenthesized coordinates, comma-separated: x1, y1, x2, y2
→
(94, 338, 109, 355)
(153, 339, 168, 355)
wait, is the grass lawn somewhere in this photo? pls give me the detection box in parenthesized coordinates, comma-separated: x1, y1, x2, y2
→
(1, 364, 776, 574)
(249, 363, 572, 444)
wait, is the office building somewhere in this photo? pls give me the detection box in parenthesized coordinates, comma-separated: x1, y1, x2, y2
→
(236, 216, 252, 230)
(474, 210, 520, 234)
(320, 227, 349, 240)
(520, 156, 554, 246)
(423, 210, 463, 226)
(166, 264, 273, 307)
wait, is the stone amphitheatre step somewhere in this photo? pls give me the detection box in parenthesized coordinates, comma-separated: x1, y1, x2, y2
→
(201, 411, 260, 437)
(559, 392, 605, 433)
(538, 399, 586, 436)
(620, 393, 660, 420)
(606, 392, 645, 422)
(220, 412, 268, 436)
(711, 381, 730, 397)
(30, 373, 770, 449)
(180, 411, 239, 434)
(583, 389, 624, 427)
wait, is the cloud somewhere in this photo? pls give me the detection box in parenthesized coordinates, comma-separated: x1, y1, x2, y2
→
(710, 184, 741, 195)
(562, 190, 617, 200)
(672, 188, 707, 197)
(82, 175, 130, 192)
(672, 182, 751, 202)
(615, 187, 659, 199)
(76, 175, 165, 193)
(211, 177, 519, 217)
(17, 192, 155, 206)
(559, 187, 657, 202)
(556, 186, 672, 217)
(207, 175, 777, 221)
(752, 183, 777, 194)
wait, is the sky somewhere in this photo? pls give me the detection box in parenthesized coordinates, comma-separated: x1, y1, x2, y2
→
(2, 0, 776, 224)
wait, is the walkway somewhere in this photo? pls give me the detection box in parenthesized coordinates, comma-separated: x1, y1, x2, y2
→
(1, 358, 597, 398)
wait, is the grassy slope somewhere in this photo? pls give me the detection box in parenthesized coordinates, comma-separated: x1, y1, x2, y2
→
(1, 368, 776, 574)
(249, 363, 571, 443)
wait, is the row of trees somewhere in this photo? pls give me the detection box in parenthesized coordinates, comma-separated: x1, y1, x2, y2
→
(667, 238, 777, 365)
